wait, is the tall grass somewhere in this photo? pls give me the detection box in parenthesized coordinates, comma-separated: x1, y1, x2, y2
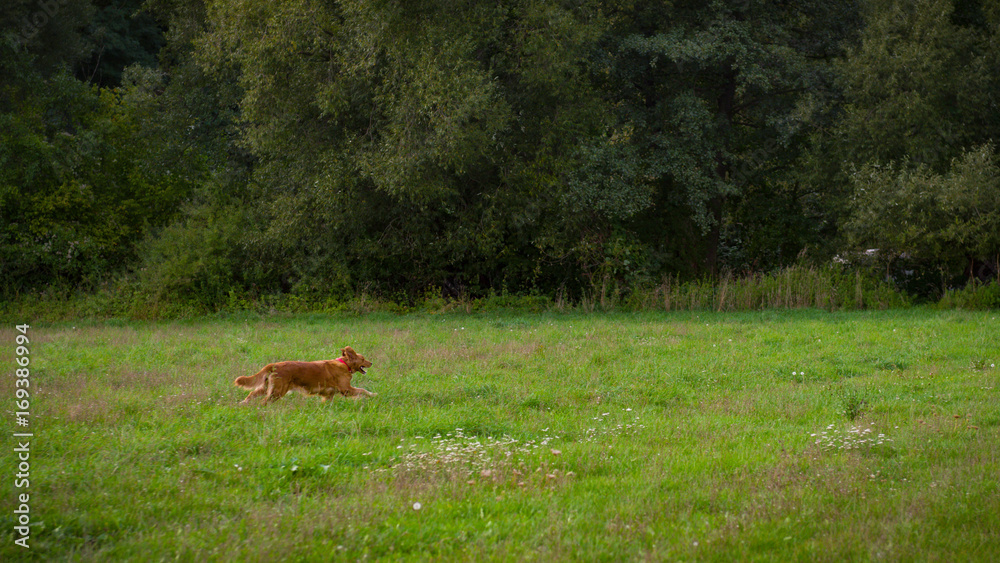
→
(630, 265, 908, 312)
(0, 264, 921, 322)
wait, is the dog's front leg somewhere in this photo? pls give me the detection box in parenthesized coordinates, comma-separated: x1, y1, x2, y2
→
(349, 386, 377, 398)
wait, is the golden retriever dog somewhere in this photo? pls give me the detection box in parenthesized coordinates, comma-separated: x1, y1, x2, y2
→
(235, 346, 375, 405)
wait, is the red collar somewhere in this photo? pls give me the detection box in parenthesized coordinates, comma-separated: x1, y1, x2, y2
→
(335, 357, 351, 372)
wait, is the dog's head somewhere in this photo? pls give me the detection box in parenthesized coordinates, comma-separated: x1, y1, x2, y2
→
(341, 346, 372, 374)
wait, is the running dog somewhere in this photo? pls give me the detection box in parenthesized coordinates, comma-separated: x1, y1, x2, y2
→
(235, 346, 375, 404)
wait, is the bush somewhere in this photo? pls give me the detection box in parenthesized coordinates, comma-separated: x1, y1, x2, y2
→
(137, 204, 243, 310)
(937, 281, 1000, 310)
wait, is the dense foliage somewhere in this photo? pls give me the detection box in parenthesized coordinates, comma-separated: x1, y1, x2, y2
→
(2, 0, 999, 308)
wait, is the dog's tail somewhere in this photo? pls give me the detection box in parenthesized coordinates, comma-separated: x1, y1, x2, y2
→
(235, 365, 271, 389)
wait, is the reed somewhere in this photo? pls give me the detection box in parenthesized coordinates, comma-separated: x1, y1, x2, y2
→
(632, 265, 907, 312)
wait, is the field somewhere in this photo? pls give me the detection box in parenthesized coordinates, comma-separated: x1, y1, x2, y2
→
(2, 309, 998, 561)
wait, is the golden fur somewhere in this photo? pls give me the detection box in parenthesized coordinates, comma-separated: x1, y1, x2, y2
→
(235, 346, 375, 404)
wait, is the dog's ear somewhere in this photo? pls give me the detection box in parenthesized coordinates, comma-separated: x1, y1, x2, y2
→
(342, 346, 356, 359)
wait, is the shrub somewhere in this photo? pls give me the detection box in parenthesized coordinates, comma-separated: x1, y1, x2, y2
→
(937, 281, 1000, 310)
(137, 204, 243, 310)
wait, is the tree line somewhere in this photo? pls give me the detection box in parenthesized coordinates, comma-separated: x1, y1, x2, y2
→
(3, 0, 999, 309)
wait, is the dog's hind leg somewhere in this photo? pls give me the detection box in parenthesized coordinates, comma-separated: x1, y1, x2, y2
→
(264, 376, 291, 403)
(237, 367, 274, 405)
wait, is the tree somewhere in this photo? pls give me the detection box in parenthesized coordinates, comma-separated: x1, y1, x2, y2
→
(76, 0, 167, 86)
(845, 144, 1000, 294)
(833, 0, 997, 170)
(192, 0, 610, 297)
(817, 0, 1000, 291)
(0, 46, 201, 293)
(577, 0, 862, 276)
(1, 0, 95, 74)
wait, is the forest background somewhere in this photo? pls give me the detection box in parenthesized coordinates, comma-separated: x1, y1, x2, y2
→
(3, 0, 1000, 316)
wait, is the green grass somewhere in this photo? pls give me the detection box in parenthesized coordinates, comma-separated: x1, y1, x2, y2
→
(2, 309, 998, 561)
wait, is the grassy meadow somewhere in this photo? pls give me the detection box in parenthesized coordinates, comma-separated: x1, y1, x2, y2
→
(2, 309, 999, 561)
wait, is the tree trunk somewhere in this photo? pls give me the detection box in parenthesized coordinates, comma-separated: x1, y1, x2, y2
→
(703, 195, 724, 276)
(705, 67, 737, 277)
